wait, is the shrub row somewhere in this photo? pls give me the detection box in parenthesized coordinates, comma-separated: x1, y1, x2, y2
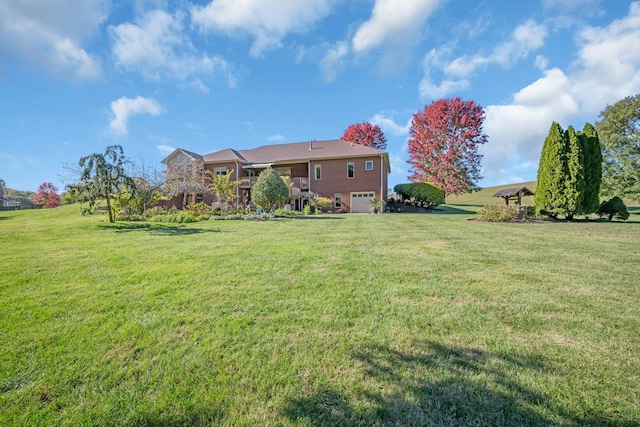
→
(149, 213, 197, 223)
(275, 209, 303, 216)
(394, 182, 444, 208)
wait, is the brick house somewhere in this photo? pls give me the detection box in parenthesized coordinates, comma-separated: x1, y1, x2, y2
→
(162, 139, 390, 213)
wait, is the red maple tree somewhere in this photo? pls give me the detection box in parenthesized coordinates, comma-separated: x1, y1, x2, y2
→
(341, 122, 387, 150)
(33, 182, 61, 208)
(407, 97, 487, 197)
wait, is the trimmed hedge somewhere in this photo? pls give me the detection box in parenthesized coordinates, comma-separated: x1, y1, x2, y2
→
(394, 182, 444, 207)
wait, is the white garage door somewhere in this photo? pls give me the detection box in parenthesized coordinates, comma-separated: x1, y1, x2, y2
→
(350, 192, 375, 213)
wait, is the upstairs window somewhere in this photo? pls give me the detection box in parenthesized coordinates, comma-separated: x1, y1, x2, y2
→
(314, 164, 322, 180)
(214, 167, 227, 176)
(347, 162, 355, 179)
(365, 160, 374, 171)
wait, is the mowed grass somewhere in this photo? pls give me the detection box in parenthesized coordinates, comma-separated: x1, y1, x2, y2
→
(1, 205, 639, 426)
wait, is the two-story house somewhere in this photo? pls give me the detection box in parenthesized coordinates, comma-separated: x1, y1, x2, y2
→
(162, 139, 390, 213)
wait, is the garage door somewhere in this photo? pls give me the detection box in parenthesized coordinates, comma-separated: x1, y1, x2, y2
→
(350, 192, 375, 213)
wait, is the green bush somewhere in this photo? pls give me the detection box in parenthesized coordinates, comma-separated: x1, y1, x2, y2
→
(311, 197, 333, 212)
(275, 208, 302, 216)
(115, 206, 145, 221)
(393, 182, 444, 208)
(477, 204, 518, 222)
(149, 213, 197, 223)
(597, 197, 629, 221)
(252, 168, 289, 212)
(185, 202, 212, 217)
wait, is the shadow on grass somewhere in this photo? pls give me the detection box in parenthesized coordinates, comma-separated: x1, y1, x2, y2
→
(433, 205, 477, 214)
(282, 215, 346, 220)
(283, 341, 630, 426)
(97, 222, 220, 235)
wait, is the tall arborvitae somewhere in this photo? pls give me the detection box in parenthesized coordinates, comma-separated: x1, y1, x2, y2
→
(535, 122, 567, 218)
(564, 126, 585, 220)
(580, 122, 603, 214)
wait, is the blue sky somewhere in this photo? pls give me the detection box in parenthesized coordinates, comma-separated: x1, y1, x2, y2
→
(1, 0, 639, 193)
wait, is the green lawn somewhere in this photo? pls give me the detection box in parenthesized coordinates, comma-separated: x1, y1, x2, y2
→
(1, 205, 639, 426)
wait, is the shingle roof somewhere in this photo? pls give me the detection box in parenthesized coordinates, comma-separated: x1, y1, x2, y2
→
(205, 139, 386, 164)
(202, 148, 247, 163)
(493, 187, 534, 198)
(164, 139, 391, 171)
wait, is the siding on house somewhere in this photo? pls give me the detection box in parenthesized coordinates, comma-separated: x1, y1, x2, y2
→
(162, 139, 390, 212)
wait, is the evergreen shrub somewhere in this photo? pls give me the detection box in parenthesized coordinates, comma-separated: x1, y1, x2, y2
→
(597, 197, 629, 221)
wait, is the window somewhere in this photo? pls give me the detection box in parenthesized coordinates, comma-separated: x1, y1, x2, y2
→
(314, 164, 322, 180)
(347, 162, 354, 179)
(214, 167, 227, 176)
(334, 193, 342, 208)
(365, 160, 374, 171)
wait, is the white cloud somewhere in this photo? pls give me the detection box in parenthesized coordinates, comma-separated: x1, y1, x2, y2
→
(370, 113, 412, 136)
(418, 45, 471, 100)
(0, 0, 106, 80)
(419, 78, 470, 101)
(319, 41, 349, 82)
(191, 0, 336, 57)
(109, 96, 166, 136)
(570, 1, 640, 115)
(156, 144, 176, 156)
(481, 68, 579, 182)
(268, 134, 286, 142)
(419, 19, 548, 101)
(478, 3, 640, 185)
(446, 19, 548, 79)
(534, 55, 549, 70)
(352, 0, 442, 53)
(110, 9, 235, 88)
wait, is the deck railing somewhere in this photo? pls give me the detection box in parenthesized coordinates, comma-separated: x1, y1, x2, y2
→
(238, 176, 308, 190)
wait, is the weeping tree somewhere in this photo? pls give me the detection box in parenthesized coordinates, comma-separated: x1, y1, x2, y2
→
(165, 160, 208, 208)
(67, 145, 136, 223)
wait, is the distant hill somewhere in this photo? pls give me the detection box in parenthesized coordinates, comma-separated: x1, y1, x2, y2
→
(447, 181, 639, 207)
(4, 188, 36, 205)
(446, 182, 537, 206)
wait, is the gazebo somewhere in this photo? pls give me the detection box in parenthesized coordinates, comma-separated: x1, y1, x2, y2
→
(492, 187, 534, 206)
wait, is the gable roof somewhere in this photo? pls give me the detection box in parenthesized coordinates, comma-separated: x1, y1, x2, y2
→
(202, 148, 247, 163)
(237, 139, 385, 164)
(493, 187, 535, 198)
(209, 139, 388, 164)
(164, 139, 391, 171)
(161, 148, 204, 164)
